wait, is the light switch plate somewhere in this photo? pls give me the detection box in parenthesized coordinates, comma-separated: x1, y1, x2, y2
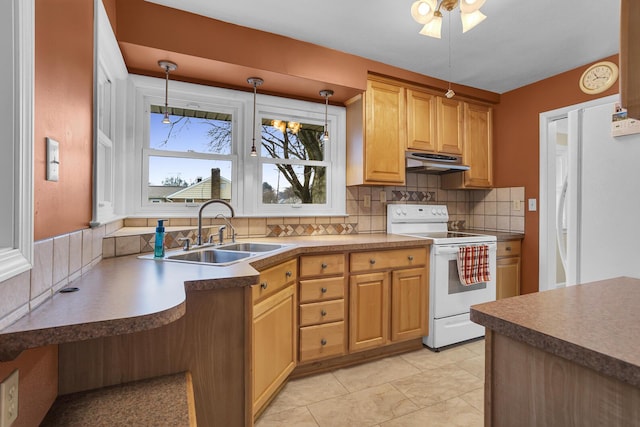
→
(528, 198, 537, 211)
(512, 199, 521, 211)
(46, 137, 59, 182)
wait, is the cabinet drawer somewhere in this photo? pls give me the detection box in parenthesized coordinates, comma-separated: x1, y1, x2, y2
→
(299, 321, 345, 362)
(497, 240, 521, 257)
(300, 253, 345, 277)
(253, 259, 298, 303)
(299, 277, 345, 303)
(299, 299, 344, 327)
(350, 247, 427, 273)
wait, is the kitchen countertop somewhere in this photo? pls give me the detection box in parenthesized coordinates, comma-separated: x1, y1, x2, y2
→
(0, 233, 429, 361)
(471, 276, 640, 388)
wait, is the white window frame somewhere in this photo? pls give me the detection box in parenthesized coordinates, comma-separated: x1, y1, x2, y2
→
(124, 76, 346, 218)
(0, 0, 33, 283)
(248, 97, 345, 216)
(92, 0, 127, 226)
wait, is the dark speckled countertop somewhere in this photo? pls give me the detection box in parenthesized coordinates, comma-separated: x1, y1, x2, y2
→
(0, 234, 430, 361)
(471, 276, 640, 388)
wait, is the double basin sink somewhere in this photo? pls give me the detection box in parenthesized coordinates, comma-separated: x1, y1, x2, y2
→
(158, 242, 290, 266)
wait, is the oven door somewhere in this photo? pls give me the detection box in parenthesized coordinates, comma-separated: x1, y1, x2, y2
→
(432, 243, 497, 319)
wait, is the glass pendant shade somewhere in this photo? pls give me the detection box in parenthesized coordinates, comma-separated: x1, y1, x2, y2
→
(411, 0, 437, 24)
(461, 9, 486, 33)
(419, 13, 443, 38)
(460, 0, 486, 13)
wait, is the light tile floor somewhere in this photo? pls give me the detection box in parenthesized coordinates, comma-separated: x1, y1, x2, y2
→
(256, 339, 485, 427)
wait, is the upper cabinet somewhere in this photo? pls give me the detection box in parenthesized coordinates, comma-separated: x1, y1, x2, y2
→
(346, 77, 406, 186)
(406, 89, 463, 155)
(441, 102, 493, 189)
(435, 97, 464, 155)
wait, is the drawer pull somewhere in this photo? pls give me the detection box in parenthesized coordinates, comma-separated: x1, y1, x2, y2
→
(320, 339, 327, 346)
(369, 259, 376, 265)
(260, 282, 268, 290)
(505, 247, 512, 251)
(321, 263, 328, 269)
(321, 310, 327, 316)
(408, 255, 414, 261)
(321, 287, 327, 293)
(286, 270, 292, 277)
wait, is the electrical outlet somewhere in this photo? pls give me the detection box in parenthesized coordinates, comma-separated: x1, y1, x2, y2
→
(512, 199, 521, 211)
(0, 369, 19, 427)
(379, 191, 387, 203)
(363, 194, 371, 208)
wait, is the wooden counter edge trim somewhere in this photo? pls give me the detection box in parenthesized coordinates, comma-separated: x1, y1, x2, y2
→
(470, 308, 640, 389)
(0, 301, 186, 362)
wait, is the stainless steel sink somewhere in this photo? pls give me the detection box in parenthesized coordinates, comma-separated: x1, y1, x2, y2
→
(166, 250, 251, 264)
(217, 242, 286, 252)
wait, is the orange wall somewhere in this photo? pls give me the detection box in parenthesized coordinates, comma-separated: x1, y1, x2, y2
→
(0, 346, 57, 427)
(493, 54, 619, 294)
(34, 0, 94, 241)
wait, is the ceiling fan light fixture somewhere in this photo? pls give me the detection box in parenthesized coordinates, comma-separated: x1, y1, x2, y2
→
(411, 0, 437, 25)
(419, 12, 443, 38)
(459, 0, 486, 13)
(461, 9, 486, 33)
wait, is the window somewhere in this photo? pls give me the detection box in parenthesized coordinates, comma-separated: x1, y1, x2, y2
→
(125, 76, 345, 217)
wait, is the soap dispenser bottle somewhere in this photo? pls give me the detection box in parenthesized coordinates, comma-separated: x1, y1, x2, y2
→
(154, 219, 167, 258)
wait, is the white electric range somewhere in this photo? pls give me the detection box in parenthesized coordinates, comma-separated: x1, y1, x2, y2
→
(387, 203, 497, 350)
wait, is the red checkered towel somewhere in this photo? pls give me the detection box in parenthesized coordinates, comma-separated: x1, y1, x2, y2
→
(457, 245, 491, 286)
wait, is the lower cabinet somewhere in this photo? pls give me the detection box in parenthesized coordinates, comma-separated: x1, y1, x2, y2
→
(496, 240, 522, 299)
(349, 248, 429, 353)
(252, 261, 297, 416)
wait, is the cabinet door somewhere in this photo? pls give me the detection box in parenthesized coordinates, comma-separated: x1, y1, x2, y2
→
(364, 79, 406, 184)
(463, 103, 493, 188)
(252, 285, 296, 414)
(496, 257, 521, 299)
(349, 272, 389, 352)
(436, 97, 463, 155)
(391, 268, 428, 342)
(407, 89, 436, 152)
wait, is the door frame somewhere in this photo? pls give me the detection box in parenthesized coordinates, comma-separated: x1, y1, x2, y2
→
(538, 94, 618, 291)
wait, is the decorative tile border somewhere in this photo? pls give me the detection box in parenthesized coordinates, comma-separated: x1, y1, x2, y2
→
(266, 223, 357, 237)
(391, 190, 436, 202)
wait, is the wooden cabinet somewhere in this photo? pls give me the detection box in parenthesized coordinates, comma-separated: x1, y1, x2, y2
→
(406, 89, 437, 152)
(621, 0, 640, 119)
(298, 253, 347, 363)
(442, 102, 493, 189)
(496, 240, 521, 299)
(349, 247, 428, 353)
(252, 260, 298, 415)
(436, 96, 464, 155)
(346, 77, 406, 186)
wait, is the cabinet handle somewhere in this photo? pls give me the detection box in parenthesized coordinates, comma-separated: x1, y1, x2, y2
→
(505, 247, 512, 251)
(321, 287, 327, 293)
(408, 255, 414, 261)
(321, 263, 328, 269)
(320, 339, 327, 346)
(260, 282, 268, 290)
(285, 270, 292, 277)
(369, 259, 376, 265)
(321, 310, 327, 316)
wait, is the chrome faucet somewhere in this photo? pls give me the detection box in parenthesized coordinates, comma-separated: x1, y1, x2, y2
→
(215, 214, 236, 244)
(197, 199, 235, 246)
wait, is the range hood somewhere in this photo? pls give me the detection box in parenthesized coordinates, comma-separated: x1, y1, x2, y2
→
(406, 151, 470, 174)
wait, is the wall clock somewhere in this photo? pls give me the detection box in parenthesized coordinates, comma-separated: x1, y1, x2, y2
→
(579, 61, 619, 95)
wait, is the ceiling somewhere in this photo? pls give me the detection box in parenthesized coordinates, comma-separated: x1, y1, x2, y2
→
(146, 0, 621, 94)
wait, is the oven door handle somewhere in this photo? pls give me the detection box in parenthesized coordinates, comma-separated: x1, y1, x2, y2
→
(434, 245, 497, 255)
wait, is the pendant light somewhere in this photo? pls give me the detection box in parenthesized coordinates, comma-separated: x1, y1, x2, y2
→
(247, 77, 264, 157)
(158, 60, 177, 124)
(319, 89, 333, 143)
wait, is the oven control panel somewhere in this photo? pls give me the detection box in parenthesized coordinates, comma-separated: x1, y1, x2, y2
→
(387, 204, 448, 223)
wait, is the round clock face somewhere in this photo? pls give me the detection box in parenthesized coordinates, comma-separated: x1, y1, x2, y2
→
(579, 61, 619, 95)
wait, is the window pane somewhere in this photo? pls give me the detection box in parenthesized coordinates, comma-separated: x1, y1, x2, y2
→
(150, 106, 232, 155)
(148, 156, 232, 203)
(261, 118, 324, 161)
(262, 164, 326, 204)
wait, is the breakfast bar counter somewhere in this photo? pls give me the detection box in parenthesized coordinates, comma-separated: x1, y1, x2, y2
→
(471, 276, 640, 426)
